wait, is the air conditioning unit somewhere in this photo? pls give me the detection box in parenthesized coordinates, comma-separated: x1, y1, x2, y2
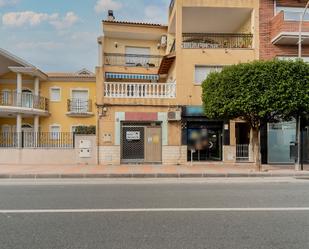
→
(160, 35, 167, 48)
(168, 111, 181, 121)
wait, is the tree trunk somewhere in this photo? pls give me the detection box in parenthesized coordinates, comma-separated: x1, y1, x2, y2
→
(251, 127, 261, 171)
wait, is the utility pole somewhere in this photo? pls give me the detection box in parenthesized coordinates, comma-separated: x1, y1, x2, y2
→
(296, 1, 309, 171)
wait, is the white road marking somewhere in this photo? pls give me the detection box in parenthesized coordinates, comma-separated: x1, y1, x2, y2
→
(1, 207, 309, 214)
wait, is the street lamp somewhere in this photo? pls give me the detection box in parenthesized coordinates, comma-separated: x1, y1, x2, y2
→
(296, 0, 309, 171)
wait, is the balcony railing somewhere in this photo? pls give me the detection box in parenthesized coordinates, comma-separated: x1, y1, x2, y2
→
(182, 33, 253, 49)
(104, 82, 176, 99)
(104, 53, 162, 68)
(0, 92, 49, 111)
(67, 99, 92, 114)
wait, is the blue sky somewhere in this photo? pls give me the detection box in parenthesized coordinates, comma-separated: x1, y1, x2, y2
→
(0, 0, 169, 72)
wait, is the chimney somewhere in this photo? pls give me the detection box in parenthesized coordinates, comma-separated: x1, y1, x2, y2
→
(107, 10, 115, 21)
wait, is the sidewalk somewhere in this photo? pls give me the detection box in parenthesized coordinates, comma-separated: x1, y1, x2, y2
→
(0, 163, 309, 179)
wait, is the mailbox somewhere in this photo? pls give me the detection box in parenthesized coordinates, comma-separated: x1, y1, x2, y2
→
(79, 140, 91, 149)
(79, 139, 91, 158)
(79, 148, 91, 158)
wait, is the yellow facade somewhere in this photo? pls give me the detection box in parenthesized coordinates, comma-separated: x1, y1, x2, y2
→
(0, 65, 96, 133)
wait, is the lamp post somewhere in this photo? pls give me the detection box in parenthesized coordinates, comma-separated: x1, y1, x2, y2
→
(296, 0, 309, 171)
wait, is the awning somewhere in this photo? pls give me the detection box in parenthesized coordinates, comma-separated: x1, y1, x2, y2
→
(105, 73, 159, 81)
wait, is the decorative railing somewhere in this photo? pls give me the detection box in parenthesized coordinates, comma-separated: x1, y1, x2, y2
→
(104, 53, 162, 68)
(182, 33, 253, 49)
(236, 144, 249, 161)
(104, 82, 176, 99)
(0, 92, 49, 111)
(67, 99, 92, 113)
(0, 132, 74, 148)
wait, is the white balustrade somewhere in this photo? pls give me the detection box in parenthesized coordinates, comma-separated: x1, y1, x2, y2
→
(104, 82, 176, 99)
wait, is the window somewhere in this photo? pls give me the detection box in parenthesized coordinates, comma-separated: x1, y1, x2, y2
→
(50, 87, 61, 102)
(194, 66, 223, 85)
(50, 125, 60, 140)
(125, 46, 151, 66)
(1, 90, 10, 105)
(71, 89, 89, 113)
(276, 7, 309, 21)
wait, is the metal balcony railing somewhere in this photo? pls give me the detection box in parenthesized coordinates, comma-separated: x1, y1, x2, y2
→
(67, 99, 92, 113)
(104, 53, 162, 68)
(182, 33, 253, 49)
(104, 82, 176, 99)
(0, 92, 49, 111)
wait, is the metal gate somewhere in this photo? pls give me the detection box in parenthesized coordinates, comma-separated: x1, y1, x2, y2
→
(121, 122, 162, 164)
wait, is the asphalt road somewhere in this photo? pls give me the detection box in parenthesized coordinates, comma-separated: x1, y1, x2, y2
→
(0, 178, 309, 249)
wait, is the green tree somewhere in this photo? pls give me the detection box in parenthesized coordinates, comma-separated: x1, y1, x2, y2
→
(202, 60, 309, 170)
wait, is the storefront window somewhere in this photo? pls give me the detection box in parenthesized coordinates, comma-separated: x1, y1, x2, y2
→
(268, 121, 296, 164)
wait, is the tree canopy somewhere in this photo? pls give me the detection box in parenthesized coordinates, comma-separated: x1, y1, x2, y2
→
(202, 59, 309, 128)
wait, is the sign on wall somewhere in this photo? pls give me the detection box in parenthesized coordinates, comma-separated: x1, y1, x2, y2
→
(126, 131, 141, 141)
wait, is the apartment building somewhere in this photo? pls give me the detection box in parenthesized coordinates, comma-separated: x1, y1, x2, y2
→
(96, 0, 260, 165)
(259, 0, 309, 164)
(0, 48, 96, 150)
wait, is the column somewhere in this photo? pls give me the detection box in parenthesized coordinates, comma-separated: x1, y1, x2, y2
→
(16, 114, 22, 148)
(16, 73, 22, 107)
(34, 115, 39, 148)
(34, 77, 40, 109)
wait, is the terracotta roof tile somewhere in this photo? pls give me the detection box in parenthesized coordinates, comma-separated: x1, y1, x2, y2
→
(103, 20, 167, 27)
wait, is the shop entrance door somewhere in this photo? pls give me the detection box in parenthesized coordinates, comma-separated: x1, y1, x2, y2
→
(121, 123, 162, 164)
(187, 122, 223, 161)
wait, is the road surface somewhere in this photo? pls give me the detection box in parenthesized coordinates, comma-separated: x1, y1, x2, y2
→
(0, 178, 309, 249)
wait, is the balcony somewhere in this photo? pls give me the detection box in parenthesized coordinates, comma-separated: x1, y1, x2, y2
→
(104, 82, 176, 99)
(182, 33, 253, 49)
(104, 53, 162, 68)
(66, 99, 93, 117)
(271, 11, 309, 45)
(0, 92, 49, 115)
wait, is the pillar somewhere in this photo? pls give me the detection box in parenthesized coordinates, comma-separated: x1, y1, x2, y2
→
(16, 114, 22, 147)
(34, 116, 39, 133)
(34, 115, 39, 147)
(16, 73, 22, 106)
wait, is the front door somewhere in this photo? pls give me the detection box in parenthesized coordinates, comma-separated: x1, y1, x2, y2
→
(121, 123, 162, 164)
(145, 127, 162, 163)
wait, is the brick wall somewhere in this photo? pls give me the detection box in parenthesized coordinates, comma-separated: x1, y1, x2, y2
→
(260, 0, 309, 60)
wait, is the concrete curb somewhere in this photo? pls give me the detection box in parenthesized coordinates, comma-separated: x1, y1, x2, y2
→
(0, 172, 309, 179)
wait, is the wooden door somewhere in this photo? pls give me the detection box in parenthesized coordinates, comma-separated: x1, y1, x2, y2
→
(145, 127, 162, 163)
